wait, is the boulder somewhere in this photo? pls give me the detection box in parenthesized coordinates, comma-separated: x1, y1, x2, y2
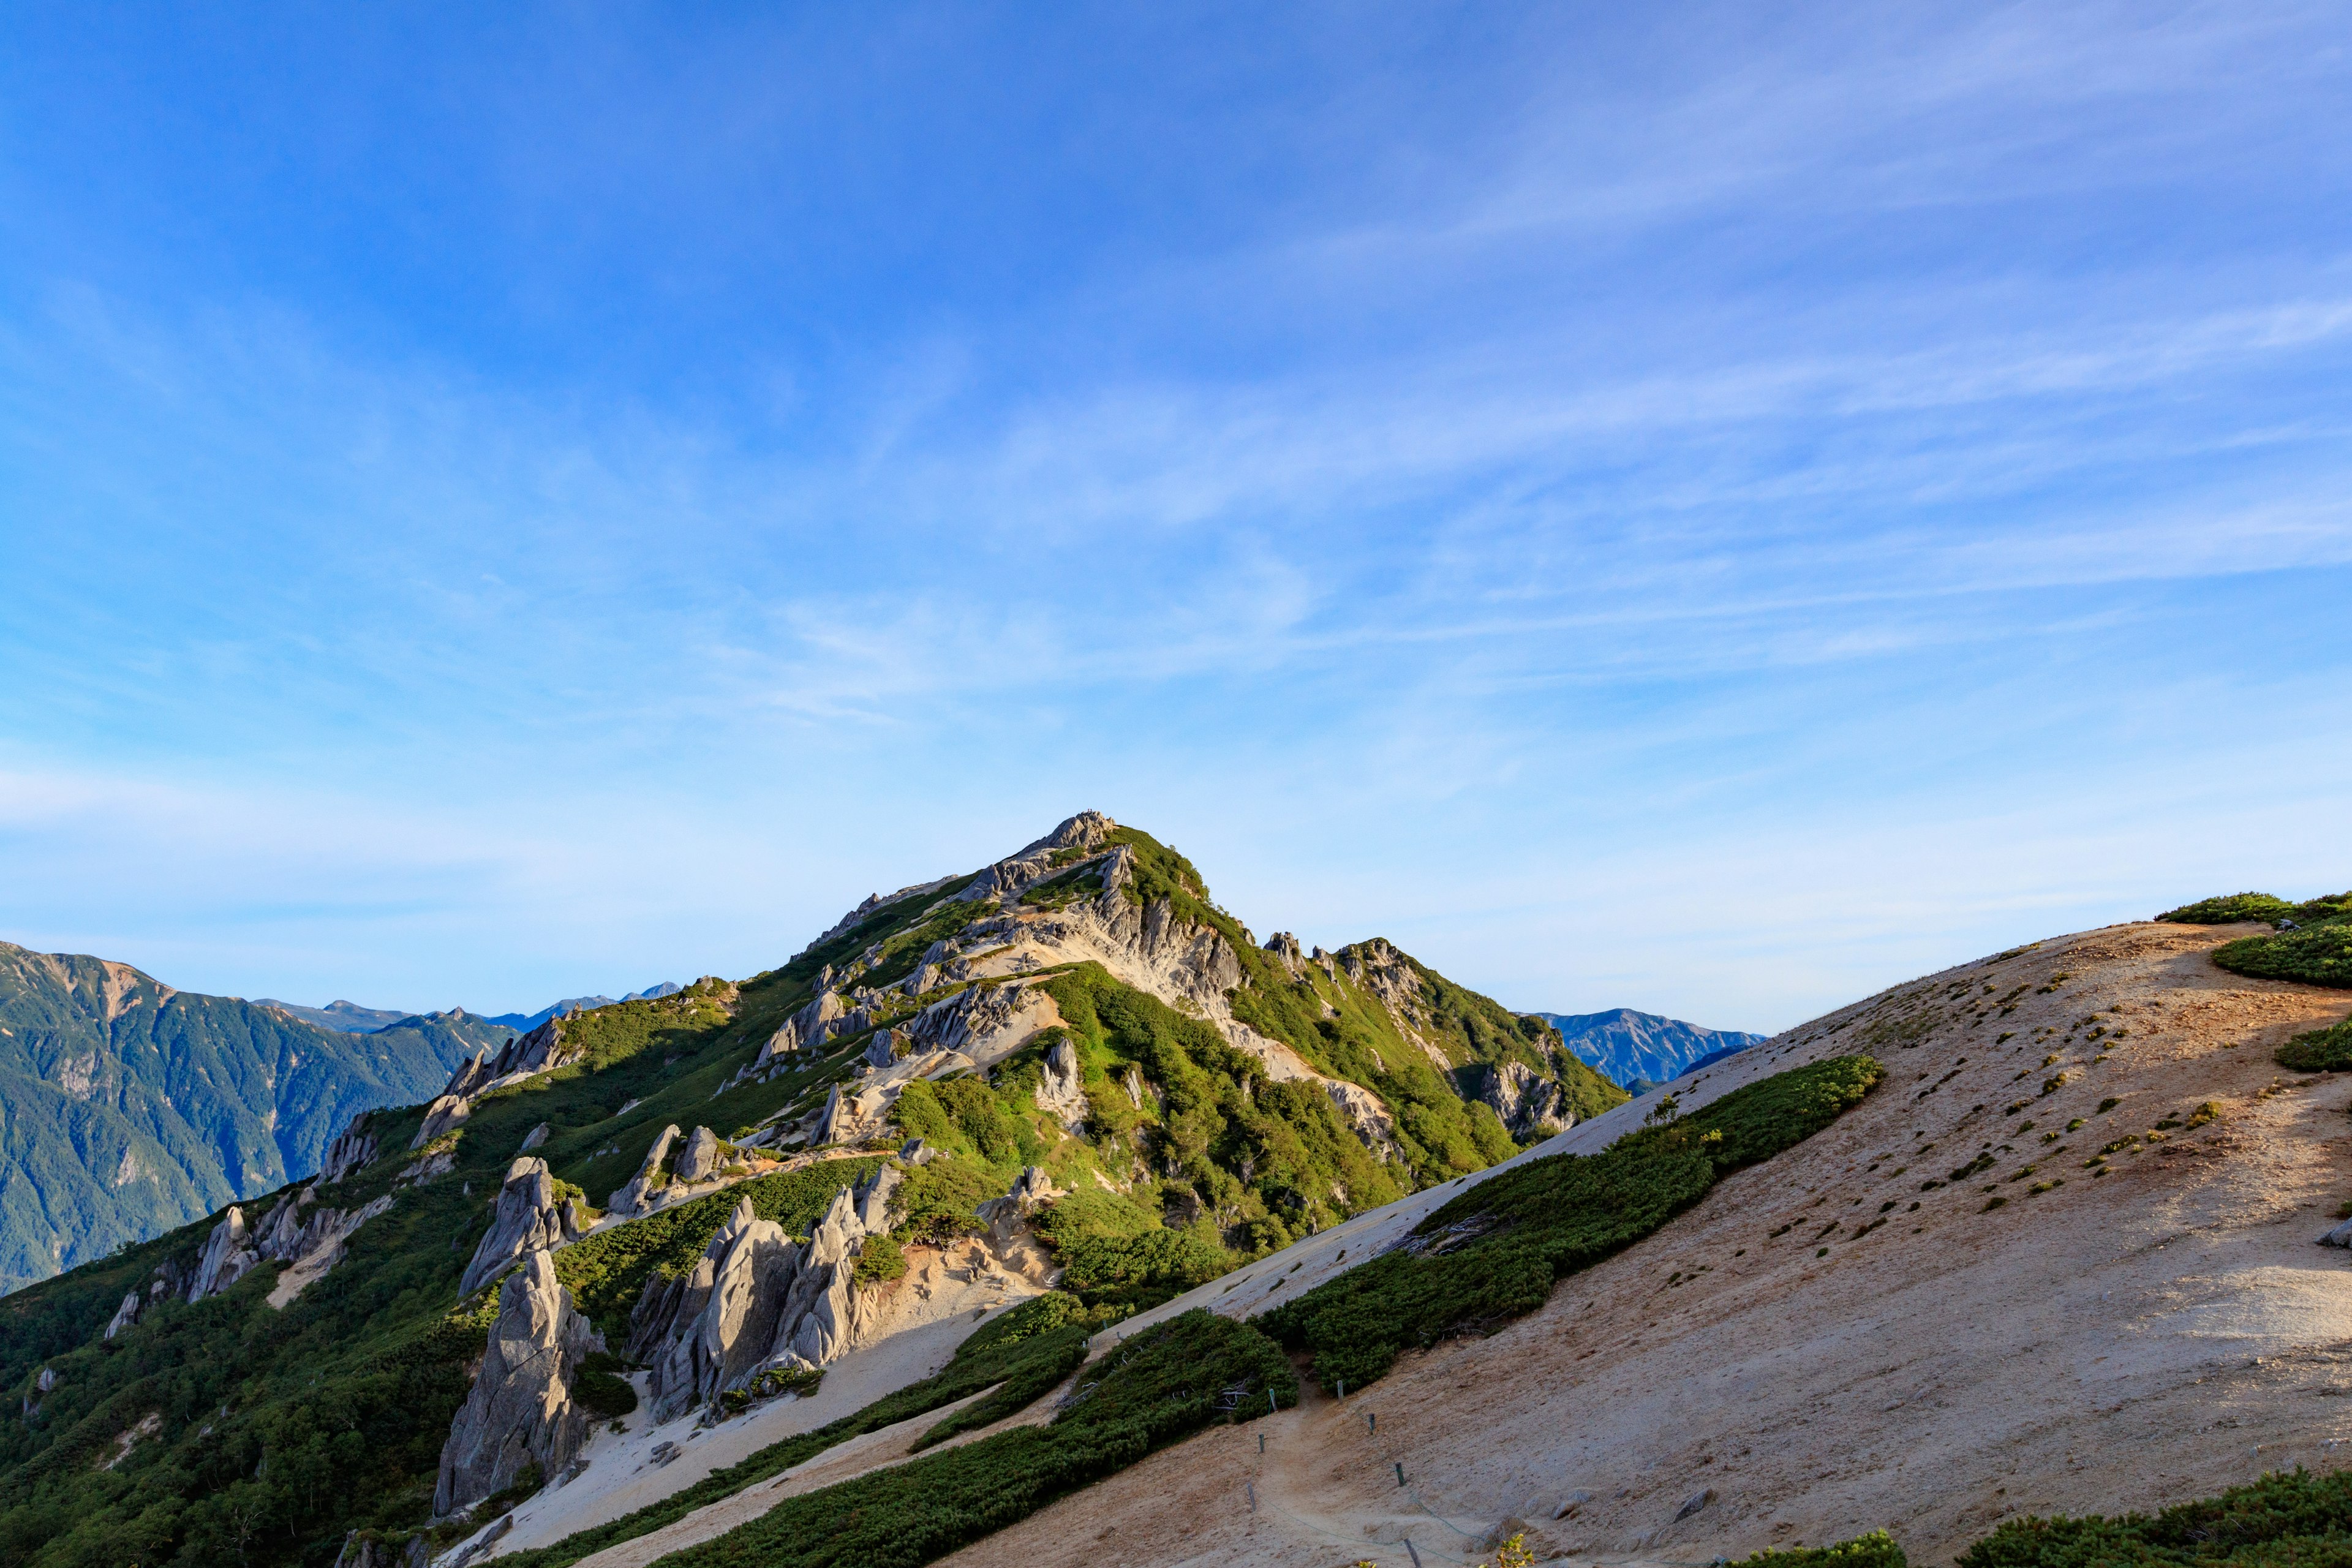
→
(862, 1029, 903, 1070)
(460, 1158, 583, 1298)
(606, 1125, 683, 1216)
(899, 1137, 938, 1166)
(432, 1251, 597, 1517)
(410, 1095, 471, 1150)
(519, 1123, 551, 1152)
(675, 1126, 721, 1185)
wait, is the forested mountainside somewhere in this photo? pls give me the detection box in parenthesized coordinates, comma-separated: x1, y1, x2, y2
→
(0, 944, 513, 1292)
(0, 813, 1630, 1568)
(1543, 1006, 1766, 1090)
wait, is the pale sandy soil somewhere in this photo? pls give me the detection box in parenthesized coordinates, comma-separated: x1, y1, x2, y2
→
(930, 921, 2352, 1568)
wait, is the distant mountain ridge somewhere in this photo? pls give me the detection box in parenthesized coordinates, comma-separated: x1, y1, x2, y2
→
(1540, 1006, 1768, 1092)
(257, 984, 684, 1035)
(482, 983, 682, 1033)
(0, 943, 519, 1293)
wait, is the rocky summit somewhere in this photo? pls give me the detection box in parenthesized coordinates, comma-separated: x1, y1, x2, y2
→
(0, 813, 1624, 1568)
(6, 826, 2343, 1568)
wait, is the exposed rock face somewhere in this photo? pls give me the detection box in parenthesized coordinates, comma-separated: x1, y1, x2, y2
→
(105, 1291, 141, 1339)
(628, 1182, 892, 1423)
(1035, 1038, 1087, 1129)
(777, 1188, 869, 1367)
(320, 1114, 380, 1183)
(1325, 1080, 1400, 1161)
(433, 1251, 597, 1517)
(410, 1095, 470, 1150)
(172, 1188, 402, 1310)
(643, 1199, 799, 1423)
(862, 1028, 903, 1070)
(1480, 1060, 1570, 1139)
(187, 1207, 258, 1301)
(674, 1126, 721, 1185)
(459, 1158, 584, 1298)
(606, 1125, 682, 1216)
(905, 979, 1055, 1060)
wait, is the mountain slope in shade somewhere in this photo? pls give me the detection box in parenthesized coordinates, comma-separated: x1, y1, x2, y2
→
(1539, 1006, 1767, 1090)
(0, 944, 511, 1292)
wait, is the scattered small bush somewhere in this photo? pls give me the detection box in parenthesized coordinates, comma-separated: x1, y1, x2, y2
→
(2277, 1017, 2352, 1072)
(1740, 1533, 1907, 1568)
(571, 1352, 637, 1419)
(851, 1231, 907, 1287)
(2158, 892, 2296, 925)
(1958, 1466, 2352, 1568)
(2214, 922, 2352, 990)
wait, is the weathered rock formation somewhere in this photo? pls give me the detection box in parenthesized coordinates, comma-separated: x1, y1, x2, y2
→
(675, 1126, 718, 1183)
(409, 1095, 470, 1150)
(181, 1188, 399, 1306)
(459, 1158, 586, 1298)
(627, 1172, 902, 1424)
(640, 1199, 799, 1422)
(186, 1207, 258, 1301)
(433, 1251, 597, 1517)
(320, 1113, 380, 1183)
(105, 1291, 141, 1340)
(440, 1016, 577, 1101)
(606, 1125, 682, 1216)
(330, 1529, 430, 1568)
(977, 1165, 1060, 1241)
(1035, 1038, 1087, 1129)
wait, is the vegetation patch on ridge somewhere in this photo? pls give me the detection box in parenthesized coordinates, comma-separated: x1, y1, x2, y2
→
(1259, 1055, 1885, 1390)
(1957, 1466, 2352, 1568)
(2276, 1016, 2352, 1072)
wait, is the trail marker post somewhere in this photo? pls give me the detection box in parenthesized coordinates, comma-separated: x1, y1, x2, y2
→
(1395, 1461, 1407, 1488)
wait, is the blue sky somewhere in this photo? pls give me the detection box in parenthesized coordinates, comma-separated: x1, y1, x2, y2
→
(2, 3, 2349, 1031)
